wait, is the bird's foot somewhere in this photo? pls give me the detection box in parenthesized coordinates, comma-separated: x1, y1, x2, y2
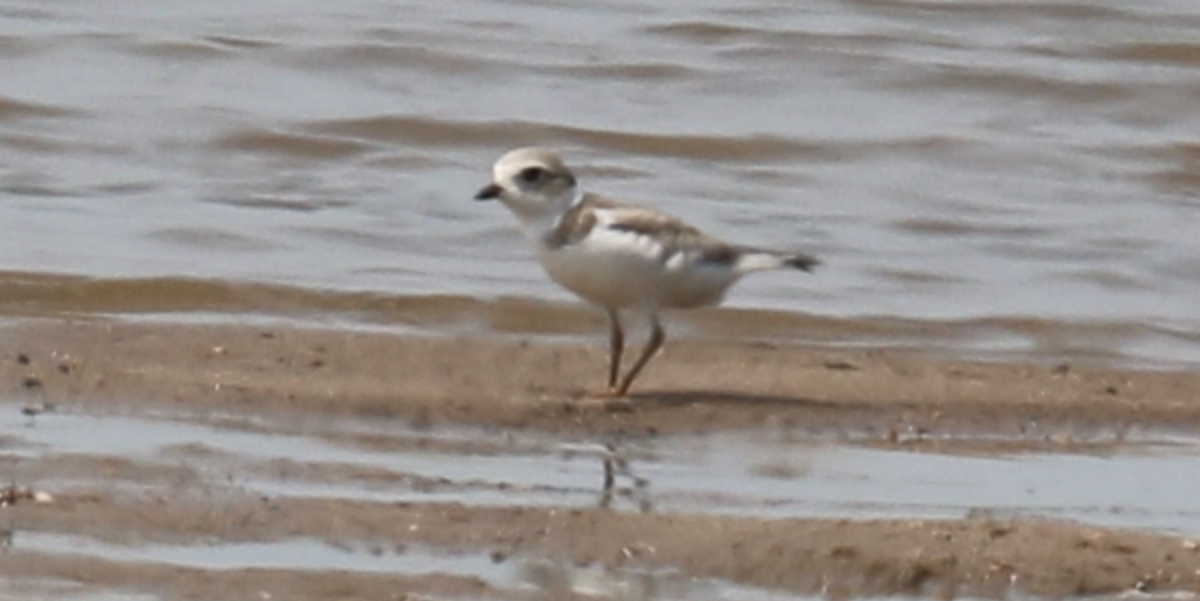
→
(572, 388, 635, 412)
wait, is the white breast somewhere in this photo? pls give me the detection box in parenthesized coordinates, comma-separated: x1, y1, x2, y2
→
(535, 218, 740, 310)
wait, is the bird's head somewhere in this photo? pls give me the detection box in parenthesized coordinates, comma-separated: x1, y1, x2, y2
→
(475, 147, 579, 221)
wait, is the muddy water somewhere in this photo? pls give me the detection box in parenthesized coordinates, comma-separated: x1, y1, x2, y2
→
(3, 401, 1200, 599)
(2, 1, 1200, 364)
(12, 531, 816, 601)
(17, 410, 1200, 535)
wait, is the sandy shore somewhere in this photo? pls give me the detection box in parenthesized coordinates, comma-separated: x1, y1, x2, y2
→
(2, 318, 1200, 600)
(6, 319, 1200, 435)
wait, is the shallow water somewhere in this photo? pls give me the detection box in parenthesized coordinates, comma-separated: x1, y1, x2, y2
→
(15, 534, 508, 581)
(10, 535, 820, 601)
(5, 401, 1200, 599)
(2, 1, 1200, 364)
(6, 406, 1200, 537)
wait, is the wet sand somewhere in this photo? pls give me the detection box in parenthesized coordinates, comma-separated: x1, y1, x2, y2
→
(6, 0, 1200, 597)
(2, 318, 1200, 600)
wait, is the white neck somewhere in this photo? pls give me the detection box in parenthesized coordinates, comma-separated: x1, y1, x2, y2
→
(511, 188, 582, 244)
(567, 188, 584, 208)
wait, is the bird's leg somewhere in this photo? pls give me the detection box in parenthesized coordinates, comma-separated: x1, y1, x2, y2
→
(615, 313, 664, 396)
(606, 309, 624, 393)
(577, 309, 633, 408)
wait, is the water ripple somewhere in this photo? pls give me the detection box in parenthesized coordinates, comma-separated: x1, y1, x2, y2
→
(212, 129, 377, 161)
(1, 0, 1199, 364)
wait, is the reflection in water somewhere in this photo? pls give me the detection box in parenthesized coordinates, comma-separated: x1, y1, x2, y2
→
(6, 406, 1200, 536)
(5, 402, 1200, 598)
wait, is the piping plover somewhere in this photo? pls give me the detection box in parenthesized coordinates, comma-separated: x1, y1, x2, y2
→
(475, 147, 818, 397)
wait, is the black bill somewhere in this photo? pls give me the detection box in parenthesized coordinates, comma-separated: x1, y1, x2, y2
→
(474, 183, 502, 201)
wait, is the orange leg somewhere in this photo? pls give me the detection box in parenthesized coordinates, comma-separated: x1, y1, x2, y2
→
(614, 313, 664, 396)
(606, 309, 624, 393)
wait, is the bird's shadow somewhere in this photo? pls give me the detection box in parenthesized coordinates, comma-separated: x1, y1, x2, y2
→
(623, 389, 844, 410)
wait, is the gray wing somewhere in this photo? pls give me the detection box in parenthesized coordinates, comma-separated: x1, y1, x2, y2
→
(601, 205, 740, 265)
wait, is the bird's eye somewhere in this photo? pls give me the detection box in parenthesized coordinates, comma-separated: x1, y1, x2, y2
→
(517, 167, 544, 183)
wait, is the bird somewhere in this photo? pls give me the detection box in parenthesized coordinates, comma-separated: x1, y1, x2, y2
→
(474, 147, 818, 397)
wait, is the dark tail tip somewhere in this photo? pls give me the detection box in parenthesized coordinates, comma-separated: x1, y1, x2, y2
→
(785, 253, 820, 273)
